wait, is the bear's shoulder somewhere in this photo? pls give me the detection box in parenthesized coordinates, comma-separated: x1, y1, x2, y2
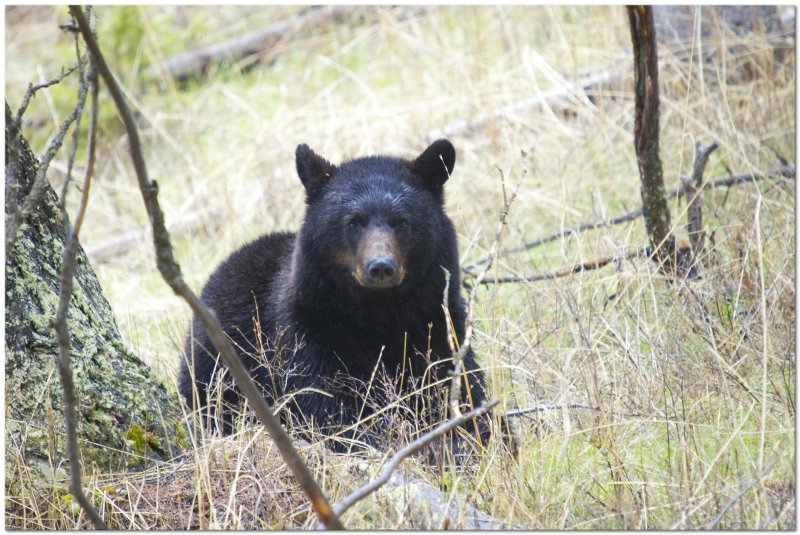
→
(200, 231, 295, 306)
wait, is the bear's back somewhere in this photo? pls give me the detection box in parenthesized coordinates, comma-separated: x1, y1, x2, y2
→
(199, 232, 295, 321)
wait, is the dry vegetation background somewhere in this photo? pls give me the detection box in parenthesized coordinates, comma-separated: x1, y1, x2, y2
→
(5, 5, 796, 529)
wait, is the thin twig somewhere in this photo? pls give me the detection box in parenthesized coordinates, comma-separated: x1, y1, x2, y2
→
(507, 403, 647, 419)
(444, 160, 519, 418)
(465, 246, 648, 287)
(12, 58, 85, 131)
(61, 18, 91, 208)
(6, 62, 89, 253)
(51, 58, 107, 529)
(332, 400, 499, 519)
(465, 163, 794, 272)
(68, 6, 343, 530)
(440, 269, 462, 417)
(704, 456, 779, 530)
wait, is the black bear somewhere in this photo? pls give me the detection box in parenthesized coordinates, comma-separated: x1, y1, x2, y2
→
(179, 139, 499, 453)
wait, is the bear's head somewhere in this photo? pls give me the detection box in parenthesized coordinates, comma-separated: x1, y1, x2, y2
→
(294, 140, 457, 293)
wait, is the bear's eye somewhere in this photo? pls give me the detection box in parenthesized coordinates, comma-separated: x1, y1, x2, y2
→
(396, 219, 410, 230)
(346, 218, 363, 231)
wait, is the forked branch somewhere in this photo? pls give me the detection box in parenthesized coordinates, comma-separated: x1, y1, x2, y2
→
(6, 56, 89, 252)
(464, 163, 793, 276)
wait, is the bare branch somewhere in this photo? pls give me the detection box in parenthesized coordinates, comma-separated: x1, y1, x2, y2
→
(682, 140, 719, 261)
(694, 164, 794, 188)
(465, 246, 648, 286)
(60, 21, 91, 208)
(12, 58, 85, 131)
(465, 162, 794, 271)
(68, 6, 343, 530)
(332, 400, 499, 519)
(439, 269, 462, 417)
(86, 209, 220, 263)
(51, 58, 107, 529)
(465, 208, 643, 272)
(691, 141, 720, 186)
(6, 60, 89, 252)
(704, 456, 779, 530)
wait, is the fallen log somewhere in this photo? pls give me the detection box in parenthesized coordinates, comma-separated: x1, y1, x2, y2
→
(86, 209, 220, 263)
(425, 68, 626, 142)
(152, 5, 357, 82)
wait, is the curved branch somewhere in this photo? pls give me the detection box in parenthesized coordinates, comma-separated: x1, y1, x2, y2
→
(68, 6, 343, 530)
(332, 400, 499, 519)
(52, 58, 107, 530)
(464, 246, 648, 286)
(6, 67, 87, 252)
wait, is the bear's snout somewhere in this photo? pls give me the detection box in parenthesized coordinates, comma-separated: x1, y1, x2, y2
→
(365, 255, 399, 288)
(354, 227, 405, 289)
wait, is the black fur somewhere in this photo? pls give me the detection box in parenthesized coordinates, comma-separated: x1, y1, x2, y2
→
(179, 140, 495, 452)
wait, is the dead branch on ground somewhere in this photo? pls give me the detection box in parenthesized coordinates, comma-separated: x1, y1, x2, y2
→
(86, 209, 220, 263)
(153, 6, 357, 83)
(331, 400, 499, 521)
(426, 69, 624, 143)
(69, 6, 344, 530)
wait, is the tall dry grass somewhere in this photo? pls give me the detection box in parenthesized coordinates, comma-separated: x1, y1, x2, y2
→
(5, 5, 795, 529)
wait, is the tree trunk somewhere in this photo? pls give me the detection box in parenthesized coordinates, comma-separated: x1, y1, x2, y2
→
(627, 6, 677, 271)
(5, 108, 183, 484)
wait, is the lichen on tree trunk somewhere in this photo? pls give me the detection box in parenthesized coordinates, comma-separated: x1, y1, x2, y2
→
(5, 107, 184, 484)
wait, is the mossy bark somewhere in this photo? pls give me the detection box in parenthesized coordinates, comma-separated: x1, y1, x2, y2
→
(5, 109, 184, 485)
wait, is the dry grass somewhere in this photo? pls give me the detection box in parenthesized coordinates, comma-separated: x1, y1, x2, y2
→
(5, 5, 795, 529)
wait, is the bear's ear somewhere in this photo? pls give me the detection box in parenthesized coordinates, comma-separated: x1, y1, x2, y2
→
(411, 139, 456, 193)
(296, 144, 336, 202)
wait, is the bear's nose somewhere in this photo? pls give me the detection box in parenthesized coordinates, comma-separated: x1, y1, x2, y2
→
(365, 256, 399, 287)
